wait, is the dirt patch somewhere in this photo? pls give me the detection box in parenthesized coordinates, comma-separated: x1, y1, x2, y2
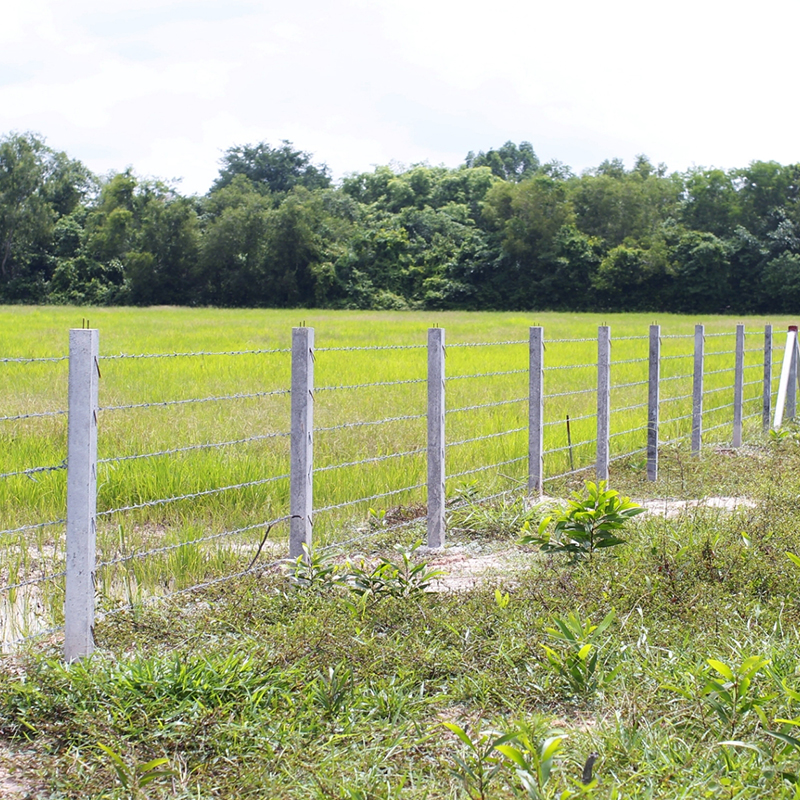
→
(426, 547, 531, 592)
(636, 496, 757, 519)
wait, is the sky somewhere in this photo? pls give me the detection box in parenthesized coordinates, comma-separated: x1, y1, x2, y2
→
(1, 0, 798, 195)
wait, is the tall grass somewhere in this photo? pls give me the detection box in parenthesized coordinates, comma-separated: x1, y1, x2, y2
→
(0, 307, 789, 642)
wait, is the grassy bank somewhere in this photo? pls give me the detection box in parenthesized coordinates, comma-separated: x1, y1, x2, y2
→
(3, 442, 800, 797)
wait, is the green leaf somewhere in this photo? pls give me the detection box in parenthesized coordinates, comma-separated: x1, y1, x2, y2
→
(707, 659, 735, 681)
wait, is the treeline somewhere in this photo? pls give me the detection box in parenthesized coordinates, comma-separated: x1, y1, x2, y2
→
(2, 132, 799, 312)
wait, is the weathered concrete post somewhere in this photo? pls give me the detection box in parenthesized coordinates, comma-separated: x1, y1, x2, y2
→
(64, 328, 99, 662)
(529, 327, 544, 495)
(647, 325, 660, 481)
(763, 324, 773, 433)
(427, 328, 446, 549)
(596, 326, 611, 483)
(290, 327, 314, 559)
(733, 324, 745, 448)
(691, 324, 704, 455)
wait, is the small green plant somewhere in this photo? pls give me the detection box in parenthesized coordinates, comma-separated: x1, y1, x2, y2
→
(541, 610, 617, 696)
(97, 743, 172, 799)
(346, 541, 443, 602)
(494, 589, 511, 609)
(441, 722, 516, 800)
(495, 733, 570, 800)
(702, 655, 774, 733)
(664, 655, 774, 734)
(286, 544, 339, 592)
(310, 664, 354, 718)
(519, 481, 644, 561)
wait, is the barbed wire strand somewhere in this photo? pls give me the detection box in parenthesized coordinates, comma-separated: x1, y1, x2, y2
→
(447, 397, 527, 415)
(1, 356, 68, 364)
(101, 347, 290, 360)
(97, 474, 290, 517)
(0, 409, 67, 422)
(98, 432, 290, 465)
(101, 388, 289, 412)
(316, 377, 426, 392)
(447, 427, 526, 448)
(0, 462, 66, 480)
(314, 447, 426, 474)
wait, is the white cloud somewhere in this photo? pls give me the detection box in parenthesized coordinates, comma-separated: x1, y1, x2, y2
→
(0, 0, 798, 194)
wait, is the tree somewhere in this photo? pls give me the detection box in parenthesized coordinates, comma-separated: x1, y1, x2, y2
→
(212, 141, 331, 195)
(465, 141, 540, 182)
(0, 132, 94, 300)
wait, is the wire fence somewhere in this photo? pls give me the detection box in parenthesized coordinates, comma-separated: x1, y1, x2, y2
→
(0, 322, 789, 654)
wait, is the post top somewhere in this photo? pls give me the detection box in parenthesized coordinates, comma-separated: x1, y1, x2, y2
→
(790, 326, 798, 332)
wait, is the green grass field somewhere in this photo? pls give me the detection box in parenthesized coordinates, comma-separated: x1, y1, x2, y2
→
(0, 307, 792, 642)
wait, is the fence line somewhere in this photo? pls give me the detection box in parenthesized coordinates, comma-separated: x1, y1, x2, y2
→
(1, 321, 791, 657)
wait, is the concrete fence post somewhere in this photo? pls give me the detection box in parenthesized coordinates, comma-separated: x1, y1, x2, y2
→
(788, 328, 798, 422)
(692, 324, 704, 455)
(64, 328, 99, 662)
(427, 327, 446, 549)
(529, 326, 544, 495)
(733, 324, 745, 448)
(763, 324, 773, 432)
(290, 327, 314, 559)
(647, 324, 660, 481)
(596, 326, 610, 483)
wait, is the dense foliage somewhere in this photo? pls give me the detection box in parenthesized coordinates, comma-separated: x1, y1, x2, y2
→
(2, 131, 799, 312)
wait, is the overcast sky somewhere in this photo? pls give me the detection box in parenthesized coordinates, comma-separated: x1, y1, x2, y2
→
(2, 0, 798, 195)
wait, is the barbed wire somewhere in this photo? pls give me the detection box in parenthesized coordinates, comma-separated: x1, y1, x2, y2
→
(661, 353, 692, 361)
(546, 337, 600, 343)
(544, 437, 596, 456)
(0, 462, 66, 480)
(661, 334, 694, 340)
(743, 363, 761, 371)
(613, 401, 648, 414)
(611, 357, 649, 365)
(0, 570, 66, 595)
(0, 519, 65, 539)
(315, 412, 426, 434)
(611, 335, 649, 341)
(100, 388, 289, 412)
(706, 350, 737, 357)
(447, 368, 527, 381)
(98, 432, 290, 465)
(662, 392, 693, 404)
(704, 401, 735, 415)
(705, 332, 735, 338)
(610, 425, 646, 439)
(609, 446, 647, 462)
(447, 455, 527, 480)
(5, 623, 64, 649)
(315, 483, 427, 515)
(101, 556, 288, 620)
(742, 379, 761, 388)
(542, 463, 595, 483)
(661, 374, 692, 383)
(547, 362, 597, 371)
(705, 367, 734, 376)
(447, 340, 526, 348)
(705, 385, 735, 397)
(319, 515, 425, 555)
(314, 447, 425, 473)
(447, 427, 527, 448)
(543, 412, 596, 427)
(97, 517, 289, 569)
(544, 387, 596, 398)
(316, 344, 426, 352)
(100, 348, 290, 360)
(316, 377, 425, 392)
(97, 474, 290, 517)
(661, 412, 693, 425)
(0, 409, 67, 422)
(611, 379, 648, 390)
(704, 420, 733, 434)
(447, 397, 527, 415)
(1, 356, 68, 363)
